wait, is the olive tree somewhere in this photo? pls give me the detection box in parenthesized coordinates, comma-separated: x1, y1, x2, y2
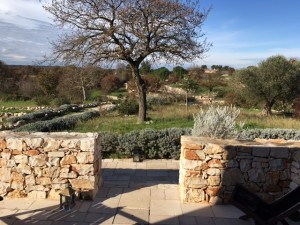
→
(43, 0, 211, 123)
(237, 55, 300, 115)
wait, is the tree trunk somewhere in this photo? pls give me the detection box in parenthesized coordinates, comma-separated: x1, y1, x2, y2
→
(131, 64, 147, 123)
(80, 76, 86, 102)
(262, 101, 273, 116)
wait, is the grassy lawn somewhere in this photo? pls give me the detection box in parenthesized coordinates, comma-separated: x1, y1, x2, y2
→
(73, 104, 300, 134)
(0, 100, 37, 108)
(73, 104, 198, 133)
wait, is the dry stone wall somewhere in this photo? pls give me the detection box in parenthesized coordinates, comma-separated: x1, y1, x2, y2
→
(0, 131, 102, 200)
(180, 136, 300, 204)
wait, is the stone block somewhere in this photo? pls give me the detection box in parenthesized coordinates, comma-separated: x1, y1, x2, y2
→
(222, 168, 244, 186)
(69, 178, 94, 190)
(12, 150, 22, 155)
(28, 191, 47, 199)
(48, 189, 61, 200)
(48, 157, 60, 166)
(182, 143, 204, 150)
(253, 147, 270, 157)
(0, 138, 6, 149)
(61, 139, 80, 148)
(183, 170, 202, 177)
(61, 155, 77, 165)
(248, 168, 266, 182)
(71, 164, 94, 175)
(6, 137, 23, 151)
(76, 152, 94, 163)
(227, 159, 239, 168)
(16, 163, 32, 175)
(223, 146, 237, 159)
(184, 177, 207, 188)
(206, 187, 221, 196)
(1, 152, 11, 160)
(11, 172, 25, 182)
(44, 138, 61, 151)
(269, 159, 285, 171)
(180, 159, 202, 171)
(25, 175, 36, 186)
(24, 137, 43, 149)
(42, 167, 59, 178)
(80, 139, 95, 152)
(0, 168, 11, 183)
(204, 144, 224, 154)
(60, 171, 78, 179)
(11, 181, 24, 190)
(206, 168, 221, 176)
(36, 177, 51, 185)
(207, 176, 220, 186)
(14, 155, 28, 164)
(184, 149, 203, 160)
(240, 159, 252, 172)
(181, 188, 205, 203)
(29, 155, 47, 167)
(270, 147, 289, 159)
(207, 159, 225, 168)
(48, 151, 65, 158)
(26, 150, 40, 156)
(237, 146, 252, 153)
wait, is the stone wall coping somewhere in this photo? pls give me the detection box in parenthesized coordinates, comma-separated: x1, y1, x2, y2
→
(0, 131, 98, 139)
(181, 136, 300, 148)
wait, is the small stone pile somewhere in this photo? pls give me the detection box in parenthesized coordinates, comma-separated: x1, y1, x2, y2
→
(179, 136, 300, 204)
(0, 131, 102, 200)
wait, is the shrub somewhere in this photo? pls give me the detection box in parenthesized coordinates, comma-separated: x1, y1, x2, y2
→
(237, 128, 300, 141)
(99, 128, 191, 159)
(14, 111, 99, 132)
(7, 104, 80, 125)
(118, 98, 139, 115)
(192, 105, 240, 139)
(100, 75, 122, 94)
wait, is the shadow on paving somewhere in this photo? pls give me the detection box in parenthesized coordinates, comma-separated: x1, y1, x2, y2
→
(0, 166, 254, 225)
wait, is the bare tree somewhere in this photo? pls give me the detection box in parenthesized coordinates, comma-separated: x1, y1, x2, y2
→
(43, 0, 211, 123)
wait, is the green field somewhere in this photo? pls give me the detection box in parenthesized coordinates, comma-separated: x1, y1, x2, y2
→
(72, 104, 300, 134)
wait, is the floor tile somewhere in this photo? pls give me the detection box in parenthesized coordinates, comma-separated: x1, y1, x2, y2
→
(114, 208, 149, 224)
(211, 205, 244, 218)
(84, 212, 114, 224)
(118, 188, 150, 209)
(150, 200, 182, 216)
(149, 215, 179, 225)
(178, 215, 197, 225)
(195, 217, 216, 225)
(181, 203, 214, 217)
(0, 198, 35, 210)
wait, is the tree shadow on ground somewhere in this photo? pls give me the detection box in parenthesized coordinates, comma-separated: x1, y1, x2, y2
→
(0, 163, 251, 225)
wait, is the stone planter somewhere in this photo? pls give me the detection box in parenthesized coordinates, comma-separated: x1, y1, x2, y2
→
(179, 136, 300, 204)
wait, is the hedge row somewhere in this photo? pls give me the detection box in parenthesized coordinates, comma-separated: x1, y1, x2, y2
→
(14, 111, 100, 132)
(99, 128, 191, 159)
(7, 104, 81, 124)
(237, 128, 300, 141)
(100, 128, 300, 159)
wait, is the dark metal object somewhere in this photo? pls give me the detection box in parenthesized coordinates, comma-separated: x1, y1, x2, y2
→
(230, 183, 300, 225)
(0, 196, 3, 201)
(133, 150, 143, 162)
(59, 186, 76, 210)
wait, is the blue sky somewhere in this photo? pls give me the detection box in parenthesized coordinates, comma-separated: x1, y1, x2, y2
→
(0, 0, 299, 68)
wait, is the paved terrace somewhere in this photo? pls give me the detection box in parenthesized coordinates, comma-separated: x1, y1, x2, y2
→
(0, 159, 298, 225)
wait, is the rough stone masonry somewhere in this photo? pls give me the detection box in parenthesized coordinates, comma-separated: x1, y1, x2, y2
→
(0, 131, 102, 200)
(179, 136, 300, 204)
